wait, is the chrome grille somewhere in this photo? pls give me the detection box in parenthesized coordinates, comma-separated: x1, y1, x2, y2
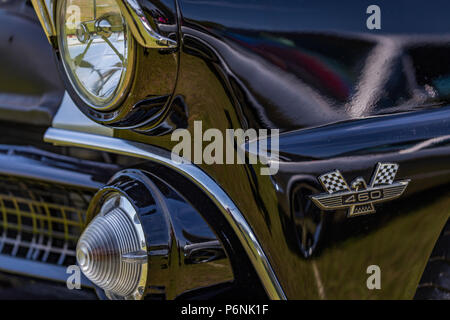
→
(0, 174, 94, 267)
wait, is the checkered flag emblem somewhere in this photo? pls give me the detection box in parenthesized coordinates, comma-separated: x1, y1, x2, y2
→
(312, 162, 409, 218)
(319, 170, 350, 194)
(371, 163, 399, 186)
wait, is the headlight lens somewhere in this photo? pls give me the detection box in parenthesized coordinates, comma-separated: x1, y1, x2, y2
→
(58, 0, 134, 110)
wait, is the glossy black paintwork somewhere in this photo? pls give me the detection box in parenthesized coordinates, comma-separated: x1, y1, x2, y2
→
(96, 168, 266, 299)
(2, 0, 450, 299)
(175, 0, 450, 132)
(265, 106, 450, 160)
(116, 0, 450, 298)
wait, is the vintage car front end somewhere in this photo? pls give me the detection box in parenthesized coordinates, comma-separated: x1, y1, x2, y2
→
(0, 0, 448, 300)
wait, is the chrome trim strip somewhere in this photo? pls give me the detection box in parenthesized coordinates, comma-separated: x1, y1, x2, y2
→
(44, 127, 286, 300)
(30, 0, 56, 45)
(0, 149, 103, 190)
(0, 254, 92, 287)
(53, 92, 114, 136)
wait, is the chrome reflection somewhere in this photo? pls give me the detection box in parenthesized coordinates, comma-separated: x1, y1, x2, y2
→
(58, 0, 135, 110)
(184, 240, 226, 264)
(118, 0, 177, 49)
(44, 127, 287, 300)
(30, 0, 56, 44)
(291, 184, 324, 258)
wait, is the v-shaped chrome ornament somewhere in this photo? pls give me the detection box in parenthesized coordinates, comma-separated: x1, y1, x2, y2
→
(311, 163, 410, 217)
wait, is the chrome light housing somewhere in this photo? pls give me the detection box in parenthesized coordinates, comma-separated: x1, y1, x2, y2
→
(77, 193, 147, 300)
(32, 0, 179, 129)
(57, 0, 135, 110)
(76, 169, 238, 300)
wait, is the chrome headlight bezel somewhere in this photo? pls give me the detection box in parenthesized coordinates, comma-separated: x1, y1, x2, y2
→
(32, 0, 179, 130)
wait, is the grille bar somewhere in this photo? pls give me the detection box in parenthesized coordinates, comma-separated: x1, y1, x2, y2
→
(0, 254, 92, 287)
(0, 174, 94, 267)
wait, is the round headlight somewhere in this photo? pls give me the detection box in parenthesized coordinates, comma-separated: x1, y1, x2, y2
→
(57, 0, 135, 110)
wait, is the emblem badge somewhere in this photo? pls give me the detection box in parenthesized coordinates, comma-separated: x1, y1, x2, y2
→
(311, 163, 410, 217)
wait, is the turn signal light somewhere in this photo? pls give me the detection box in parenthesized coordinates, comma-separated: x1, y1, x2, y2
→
(77, 193, 147, 300)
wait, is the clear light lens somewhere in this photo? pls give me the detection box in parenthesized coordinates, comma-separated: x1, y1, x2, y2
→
(77, 194, 147, 300)
(59, 0, 134, 110)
